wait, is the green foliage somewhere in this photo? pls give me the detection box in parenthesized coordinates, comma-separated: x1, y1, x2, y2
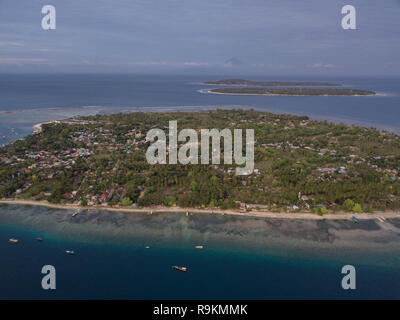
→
(121, 197, 133, 206)
(343, 199, 355, 211)
(163, 196, 176, 207)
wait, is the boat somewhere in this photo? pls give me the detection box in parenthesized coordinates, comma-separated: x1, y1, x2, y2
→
(379, 216, 386, 221)
(352, 216, 359, 223)
(145, 246, 150, 249)
(195, 245, 204, 249)
(172, 266, 187, 272)
(65, 250, 75, 255)
(35, 237, 43, 242)
(9, 238, 19, 244)
(377, 217, 385, 223)
(72, 210, 79, 217)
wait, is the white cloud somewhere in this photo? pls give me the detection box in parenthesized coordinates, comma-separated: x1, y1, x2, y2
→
(312, 63, 335, 69)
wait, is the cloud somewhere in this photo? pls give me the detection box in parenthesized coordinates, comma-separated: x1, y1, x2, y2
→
(0, 58, 50, 66)
(312, 63, 335, 69)
(0, 41, 25, 47)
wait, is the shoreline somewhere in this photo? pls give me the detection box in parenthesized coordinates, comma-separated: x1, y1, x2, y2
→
(1, 199, 400, 221)
(205, 89, 381, 97)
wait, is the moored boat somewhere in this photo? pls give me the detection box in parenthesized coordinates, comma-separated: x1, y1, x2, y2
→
(172, 266, 187, 272)
(352, 216, 359, 223)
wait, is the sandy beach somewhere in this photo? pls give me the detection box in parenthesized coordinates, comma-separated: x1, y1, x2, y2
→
(204, 89, 381, 97)
(1, 198, 399, 221)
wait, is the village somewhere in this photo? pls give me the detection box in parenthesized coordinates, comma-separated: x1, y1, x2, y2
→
(0, 110, 399, 213)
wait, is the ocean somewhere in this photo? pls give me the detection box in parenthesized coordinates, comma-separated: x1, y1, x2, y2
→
(1, 74, 400, 146)
(0, 74, 400, 299)
(0, 204, 399, 299)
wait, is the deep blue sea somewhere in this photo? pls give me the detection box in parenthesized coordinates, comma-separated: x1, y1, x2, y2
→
(0, 74, 399, 299)
(0, 204, 399, 300)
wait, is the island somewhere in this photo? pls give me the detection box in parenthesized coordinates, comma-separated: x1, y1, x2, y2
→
(203, 78, 341, 86)
(208, 88, 376, 96)
(0, 110, 399, 216)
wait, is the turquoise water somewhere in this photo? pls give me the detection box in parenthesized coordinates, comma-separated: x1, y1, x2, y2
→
(0, 204, 399, 299)
(1, 74, 400, 299)
(1, 74, 400, 147)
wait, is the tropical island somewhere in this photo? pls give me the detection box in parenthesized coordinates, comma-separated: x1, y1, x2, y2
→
(203, 78, 341, 86)
(208, 88, 376, 96)
(0, 110, 399, 216)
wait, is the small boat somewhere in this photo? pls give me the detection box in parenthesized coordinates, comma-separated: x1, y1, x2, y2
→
(65, 250, 75, 255)
(352, 216, 359, 223)
(186, 212, 189, 217)
(195, 245, 204, 249)
(145, 246, 150, 249)
(379, 216, 386, 221)
(172, 266, 187, 272)
(72, 210, 79, 217)
(9, 238, 19, 244)
(35, 237, 43, 242)
(377, 217, 385, 223)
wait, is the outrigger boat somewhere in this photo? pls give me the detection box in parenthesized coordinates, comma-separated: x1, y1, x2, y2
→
(352, 216, 359, 223)
(172, 266, 187, 272)
(9, 238, 19, 244)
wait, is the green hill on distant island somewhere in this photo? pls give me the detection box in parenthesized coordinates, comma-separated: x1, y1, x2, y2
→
(203, 79, 341, 86)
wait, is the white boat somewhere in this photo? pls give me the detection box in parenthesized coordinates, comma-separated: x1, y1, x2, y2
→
(9, 238, 19, 244)
(72, 210, 79, 217)
(172, 266, 187, 272)
(65, 250, 75, 255)
(195, 245, 204, 249)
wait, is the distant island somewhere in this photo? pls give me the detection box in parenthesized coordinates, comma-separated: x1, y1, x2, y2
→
(208, 88, 376, 96)
(203, 78, 341, 86)
(1, 110, 399, 216)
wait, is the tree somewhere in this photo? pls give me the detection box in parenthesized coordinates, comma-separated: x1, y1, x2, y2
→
(122, 197, 133, 206)
(352, 203, 362, 213)
(343, 199, 355, 211)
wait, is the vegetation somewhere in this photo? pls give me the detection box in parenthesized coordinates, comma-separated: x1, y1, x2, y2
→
(0, 109, 399, 214)
(209, 88, 376, 96)
(203, 79, 341, 86)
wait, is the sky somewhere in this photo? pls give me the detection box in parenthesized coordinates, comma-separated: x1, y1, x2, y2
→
(0, 0, 399, 76)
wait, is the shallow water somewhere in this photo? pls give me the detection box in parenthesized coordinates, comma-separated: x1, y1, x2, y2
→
(0, 204, 399, 299)
(1, 74, 400, 147)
